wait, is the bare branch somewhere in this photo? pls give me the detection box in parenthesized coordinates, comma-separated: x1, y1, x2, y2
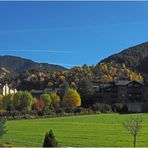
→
(123, 115, 143, 148)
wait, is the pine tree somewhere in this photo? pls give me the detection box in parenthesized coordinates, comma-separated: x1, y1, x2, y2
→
(0, 118, 6, 137)
(43, 130, 58, 147)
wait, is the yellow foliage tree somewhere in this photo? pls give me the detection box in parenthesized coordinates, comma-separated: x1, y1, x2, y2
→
(49, 92, 60, 108)
(62, 88, 81, 108)
(100, 74, 112, 82)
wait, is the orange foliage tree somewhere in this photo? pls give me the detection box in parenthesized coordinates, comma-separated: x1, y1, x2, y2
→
(33, 99, 45, 111)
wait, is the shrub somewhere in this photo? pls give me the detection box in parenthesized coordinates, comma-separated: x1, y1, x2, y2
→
(12, 110, 21, 117)
(92, 103, 103, 112)
(74, 107, 83, 114)
(42, 106, 55, 116)
(0, 109, 7, 117)
(43, 130, 58, 147)
(55, 107, 65, 114)
(112, 103, 128, 113)
(64, 107, 74, 113)
(102, 104, 112, 113)
(92, 103, 112, 113)
(7, 104, 15, 112)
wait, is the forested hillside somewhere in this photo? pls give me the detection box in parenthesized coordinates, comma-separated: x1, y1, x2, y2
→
(0, 55, 67, 74)
(100, 42, 148, 74)
(0, 42, 148, 87)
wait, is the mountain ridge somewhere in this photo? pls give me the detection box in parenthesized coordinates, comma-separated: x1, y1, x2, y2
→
(0, 55, 67, 75)
(1, 41, 148, 83)
(99, 41, 148, 73)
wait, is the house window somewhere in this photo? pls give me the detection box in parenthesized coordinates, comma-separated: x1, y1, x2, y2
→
(122, 94, 125, 97)
(128, 94, 132, 97)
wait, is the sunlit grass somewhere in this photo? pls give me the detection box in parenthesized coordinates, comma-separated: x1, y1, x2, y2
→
(1, 113, 148, 147)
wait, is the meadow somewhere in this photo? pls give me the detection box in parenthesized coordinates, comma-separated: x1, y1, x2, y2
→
(1, 113, 148, 147)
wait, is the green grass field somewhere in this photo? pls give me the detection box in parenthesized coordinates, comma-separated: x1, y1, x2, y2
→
(1, 113, 148, 147)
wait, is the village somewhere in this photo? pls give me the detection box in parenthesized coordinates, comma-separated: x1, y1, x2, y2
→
(1, 78, 148, 113)
(1, 1, 148, 147)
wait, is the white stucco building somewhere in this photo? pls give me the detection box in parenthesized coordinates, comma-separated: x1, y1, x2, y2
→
(0, 83, 17, 96)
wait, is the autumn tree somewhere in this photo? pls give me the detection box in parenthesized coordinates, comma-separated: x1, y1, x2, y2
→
(62, 88, 81, 108)
(49, 92, 60, 108)
(123, 115, 143, 148)
(94, 62, 143, 82)
(32, 99, 45, 112)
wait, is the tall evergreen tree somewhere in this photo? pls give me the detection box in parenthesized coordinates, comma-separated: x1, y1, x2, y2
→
(77, 78, 94, 107)
(0, 118, 6, 137)
(43, 130, 58, 147)
(60, 80, 69, 99)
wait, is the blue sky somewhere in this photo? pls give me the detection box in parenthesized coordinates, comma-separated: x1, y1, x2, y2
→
(0, 1, 148, 68)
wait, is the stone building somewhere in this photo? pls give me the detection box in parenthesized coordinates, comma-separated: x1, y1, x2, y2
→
(93, 80, 148, 112)
(93, 80, 145, 104)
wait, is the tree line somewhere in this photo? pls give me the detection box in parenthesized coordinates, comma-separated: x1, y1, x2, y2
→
(0, 85, 81, 117)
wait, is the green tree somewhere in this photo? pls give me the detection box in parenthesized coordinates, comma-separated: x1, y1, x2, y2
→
(21, 91, 33, 111)
(0, 118, 6, 138)
(2, 94, 13, 110)
(77, 78, 93, 107)
(43, 130, 58, 147)
(40, 93, 51, 106)
(0, 95, 3, 109)
(60, 80, 69, 99)
(62, 88, 81, 108)
(13, 91, 33, 111)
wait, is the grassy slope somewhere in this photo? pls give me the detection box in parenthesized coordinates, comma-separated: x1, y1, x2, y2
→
(1, 113, 148, 147)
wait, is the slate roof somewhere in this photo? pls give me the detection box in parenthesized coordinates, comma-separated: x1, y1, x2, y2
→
(115, 80, 132, 86)
(93, 80, 144, 90)
(115, 80, 143, 86)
